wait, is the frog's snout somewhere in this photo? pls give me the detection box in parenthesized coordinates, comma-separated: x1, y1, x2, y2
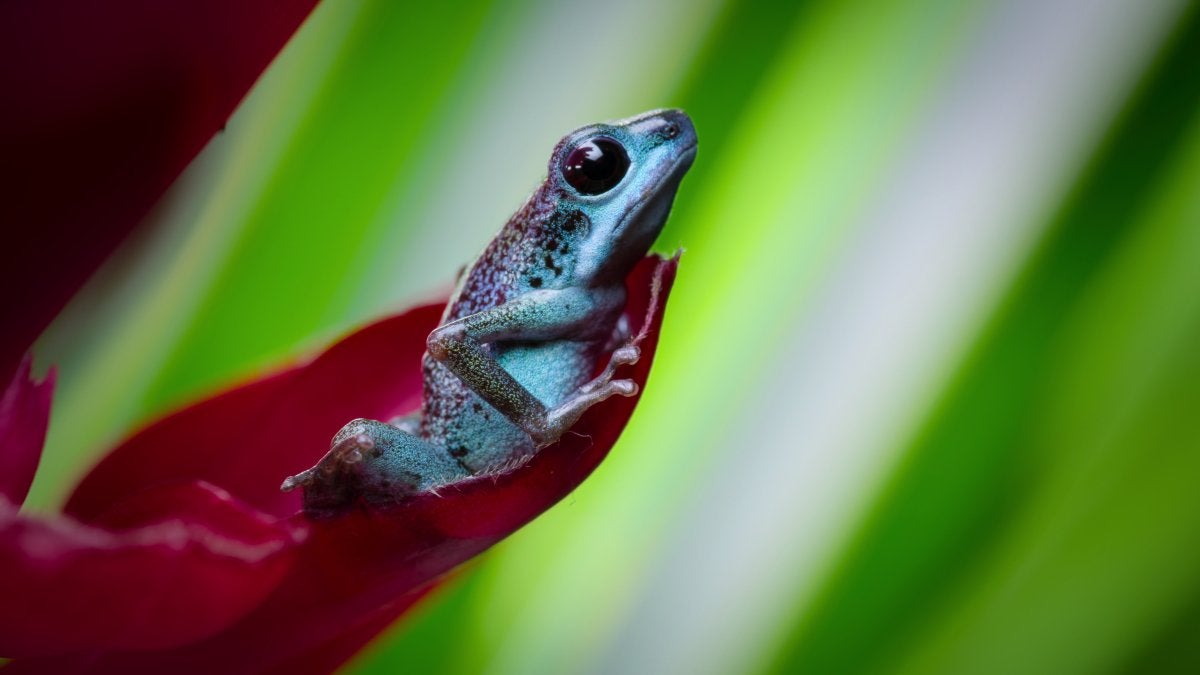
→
(627, 109, 697, 154)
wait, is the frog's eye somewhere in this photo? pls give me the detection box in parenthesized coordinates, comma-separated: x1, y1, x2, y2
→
(561, 137, 629, 195)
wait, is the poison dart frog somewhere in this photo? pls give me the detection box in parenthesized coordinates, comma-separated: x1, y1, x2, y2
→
(283, 109, 696, 509)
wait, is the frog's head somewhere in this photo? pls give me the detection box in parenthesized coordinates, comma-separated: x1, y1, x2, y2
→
(546, 109, 696, 285)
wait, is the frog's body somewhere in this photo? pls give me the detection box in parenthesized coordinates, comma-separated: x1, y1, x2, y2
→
(283, 109, 696, 510)
(419, 183, 627, 473)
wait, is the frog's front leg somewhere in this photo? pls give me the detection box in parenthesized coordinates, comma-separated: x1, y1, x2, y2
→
(427, 287, 637, 448)
(281, 418, 469, 510)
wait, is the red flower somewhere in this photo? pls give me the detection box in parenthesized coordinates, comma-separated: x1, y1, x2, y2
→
(1, 255, 677, 673)
(1, 3, 679, 669)
(0, 0, 320, 384)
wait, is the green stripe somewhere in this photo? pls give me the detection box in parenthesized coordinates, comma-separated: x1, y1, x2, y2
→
(769, 4, 1200, 673)
(144, 0, 498, 411)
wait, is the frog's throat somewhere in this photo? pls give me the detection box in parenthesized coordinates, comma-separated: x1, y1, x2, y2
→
(612, 144, 697, 241)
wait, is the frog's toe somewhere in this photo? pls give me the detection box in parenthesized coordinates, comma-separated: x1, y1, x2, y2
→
(610, 378, 639, 396)
(579, 377, 638, 400)
(610, 344, 640, 367)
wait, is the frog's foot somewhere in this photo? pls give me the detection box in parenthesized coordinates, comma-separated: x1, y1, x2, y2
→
(528, 345, 641, 448)
(581, 344, 640, 394)
(281, 418, 469, 513)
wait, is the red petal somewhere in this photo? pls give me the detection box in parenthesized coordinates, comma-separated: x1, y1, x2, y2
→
(66, 303, 440, 522)
(0, 482, 302, 658)
(22, 255, 676, 671)
(0, 0, 321, 383)
(0, 355, 55, 505)
(263, 585, 439, 675)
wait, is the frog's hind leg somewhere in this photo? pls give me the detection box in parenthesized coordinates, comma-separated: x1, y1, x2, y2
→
(281, 418, 470, 513)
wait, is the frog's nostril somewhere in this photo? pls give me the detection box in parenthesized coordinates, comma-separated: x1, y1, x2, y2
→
(661, 122, 680, 139)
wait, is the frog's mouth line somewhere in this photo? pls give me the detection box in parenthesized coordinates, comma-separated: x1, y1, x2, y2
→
(614, 145, 697, 238)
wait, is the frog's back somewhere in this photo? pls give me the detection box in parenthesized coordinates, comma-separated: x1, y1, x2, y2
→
(441, 183, 557, 319)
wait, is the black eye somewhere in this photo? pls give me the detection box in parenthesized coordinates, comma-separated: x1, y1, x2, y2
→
(561, 137, 629, 195)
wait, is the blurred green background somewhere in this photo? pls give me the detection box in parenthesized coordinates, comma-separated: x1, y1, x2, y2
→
(28, 0, 1200, 672)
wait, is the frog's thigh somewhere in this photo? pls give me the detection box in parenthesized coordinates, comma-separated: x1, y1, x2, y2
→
(291, 418, 470, 511)
(336, 418, 469, 490)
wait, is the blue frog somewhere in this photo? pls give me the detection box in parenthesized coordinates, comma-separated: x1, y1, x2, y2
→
(282, 109, 696, 511)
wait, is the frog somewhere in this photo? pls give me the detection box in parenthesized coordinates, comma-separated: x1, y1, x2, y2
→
(282, 109, 696, 511)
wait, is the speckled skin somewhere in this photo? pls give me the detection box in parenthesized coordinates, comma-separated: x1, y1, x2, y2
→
(283, 109, 696, 507)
